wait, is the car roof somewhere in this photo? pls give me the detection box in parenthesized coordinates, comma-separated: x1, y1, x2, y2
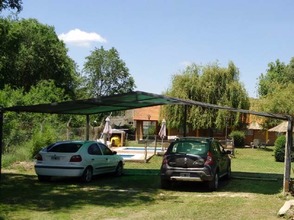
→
(53, 140, 98, 145)
(174, 137, 213, 142)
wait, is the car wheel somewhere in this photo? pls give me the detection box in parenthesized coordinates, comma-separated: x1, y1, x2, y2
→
(160, 178, 171, 189)
(208, 172, 219, 191)
(38, 175, 51, 182)
(81, 167, 93, 183)
(114, 162, 123, 177)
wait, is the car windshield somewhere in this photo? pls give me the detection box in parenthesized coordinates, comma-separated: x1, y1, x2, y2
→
(47, 143, 83, 153)
(170, 140, 209, 155)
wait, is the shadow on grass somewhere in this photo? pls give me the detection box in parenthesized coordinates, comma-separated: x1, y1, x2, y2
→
(161, 171, 283, 194)
(228, 171, 283, 194)
(0, 169, 284, 214)
(0, 171, 160, 214)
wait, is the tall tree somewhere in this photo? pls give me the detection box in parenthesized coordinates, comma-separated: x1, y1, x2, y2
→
(0, 18, 80, 98)
(257, 59, 288, 97)
(83, 46, 135, 97)
(257, 58, 294, 127)
(0, 0, 22, 13)
(162, 62, 250, 133)
(0, 81, 68, 151)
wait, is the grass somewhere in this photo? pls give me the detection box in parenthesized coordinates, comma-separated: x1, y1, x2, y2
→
(0, 146, 293, 219)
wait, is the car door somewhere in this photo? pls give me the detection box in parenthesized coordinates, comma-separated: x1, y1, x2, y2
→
(98, 143, 118, 173)
(212, 141, 228, 175)
(87, 143, 108, 175)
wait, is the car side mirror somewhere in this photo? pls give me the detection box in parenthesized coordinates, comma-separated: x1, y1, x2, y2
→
(112, 151, 117, 155)
(225, 150, 231, 154)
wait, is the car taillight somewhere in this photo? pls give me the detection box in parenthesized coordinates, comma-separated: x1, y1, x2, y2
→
(34, 153, 43, 161)
(205, 151, 214, 165)
(162, 156, 168, 165)
(70, 155, 82, 162)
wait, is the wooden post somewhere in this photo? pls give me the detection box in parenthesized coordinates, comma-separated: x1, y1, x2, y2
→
(283, 118, 293, 194)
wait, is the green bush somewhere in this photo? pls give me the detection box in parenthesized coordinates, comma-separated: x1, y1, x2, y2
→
(274, 135, 286, 162)
(229, 131, 245, 147)
(30, 125, 57, 158)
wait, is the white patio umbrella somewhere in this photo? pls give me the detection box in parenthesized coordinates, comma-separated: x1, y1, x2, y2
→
(158, 119, 166, 150)
(247, 121, 264, 147)
(102, 116, 112, 145)
(247, 121, 263, 130)
(268, 121, 294, 133)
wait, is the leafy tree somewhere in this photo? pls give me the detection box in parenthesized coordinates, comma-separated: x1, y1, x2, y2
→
(83, 46, 135, 97)
(257, 58, 294, 127)
(0, 0, 22, 13)
(257, 59, 288, 97)
(0, 86, 26, 152)
(30, 123, 58, 158)
(23, 80, 70, 105)
(0, 81, 70, 152)
(162, 62, 250, 134)
(0, 18, 80, 98)
(260, 84, 294, 115)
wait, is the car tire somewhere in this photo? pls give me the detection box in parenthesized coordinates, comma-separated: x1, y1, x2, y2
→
(208, 172, 219, 191)
(81, 167, 93, 183)
(38, 175, 51, 182)
(114, 162, 123, 177)
(160, 178, 171, 189)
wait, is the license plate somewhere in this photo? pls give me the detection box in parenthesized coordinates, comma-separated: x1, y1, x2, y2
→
(180, 173, 190, 177)
(51, 156, 60, 160)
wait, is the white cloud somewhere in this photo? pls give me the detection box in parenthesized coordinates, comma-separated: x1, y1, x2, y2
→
(58, 28, 107, 47)
(180, 61, 193, 68)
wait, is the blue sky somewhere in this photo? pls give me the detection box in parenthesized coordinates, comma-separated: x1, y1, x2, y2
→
(15, 0, 294, 98)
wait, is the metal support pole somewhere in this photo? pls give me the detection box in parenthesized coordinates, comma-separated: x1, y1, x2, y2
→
(0, 108, 3, 180)
(283, 118, 293, 194)
(86, 115, 90, 140)
(183, 105, 187, 137)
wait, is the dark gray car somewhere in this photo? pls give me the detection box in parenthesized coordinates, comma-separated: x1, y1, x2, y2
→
(160, 137, 231, 191)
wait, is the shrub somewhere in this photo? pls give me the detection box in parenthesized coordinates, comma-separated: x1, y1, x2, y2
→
(274, 135, 286, 162)
(229, 131, 245, 147)
(30, 125, 57, 158)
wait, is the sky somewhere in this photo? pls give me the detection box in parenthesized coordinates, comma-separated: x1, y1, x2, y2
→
(11, 0, 294, 98)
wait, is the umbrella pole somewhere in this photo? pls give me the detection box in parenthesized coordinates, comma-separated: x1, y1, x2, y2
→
(103, 134, 107, 145)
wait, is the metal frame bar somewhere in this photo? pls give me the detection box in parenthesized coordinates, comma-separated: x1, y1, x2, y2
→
(0, 91, 292, 193)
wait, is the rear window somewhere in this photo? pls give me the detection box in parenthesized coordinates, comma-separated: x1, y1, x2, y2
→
(47, 143, 83, 153)
(170, 141, 209, 155)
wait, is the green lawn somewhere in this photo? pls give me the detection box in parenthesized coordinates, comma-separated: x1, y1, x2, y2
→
(0, 146, 293, 220)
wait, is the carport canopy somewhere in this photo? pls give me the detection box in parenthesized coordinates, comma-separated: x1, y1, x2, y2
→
(3, 91, 184, 115)
(2, 91, 291, 118)
(0, 90, 293, 193)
